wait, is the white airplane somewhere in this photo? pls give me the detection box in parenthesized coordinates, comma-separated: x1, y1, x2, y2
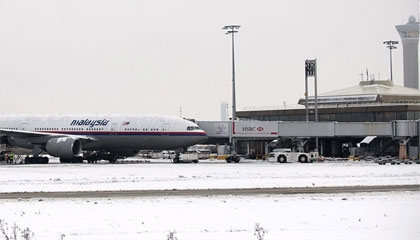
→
(0, 114, 207, 163)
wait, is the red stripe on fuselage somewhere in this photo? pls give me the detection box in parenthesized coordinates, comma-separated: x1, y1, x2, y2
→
(39, 131, 207, 136)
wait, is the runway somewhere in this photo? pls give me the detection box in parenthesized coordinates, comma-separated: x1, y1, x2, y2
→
(1, 184, 419, 199)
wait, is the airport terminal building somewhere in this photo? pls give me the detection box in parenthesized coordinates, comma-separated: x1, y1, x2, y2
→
(237, 80, 420, 122)
(232, 80, 420, 158)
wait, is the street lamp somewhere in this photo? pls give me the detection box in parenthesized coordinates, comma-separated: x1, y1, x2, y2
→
(223, 25, 240, 120)
(383, 40, 398, 81)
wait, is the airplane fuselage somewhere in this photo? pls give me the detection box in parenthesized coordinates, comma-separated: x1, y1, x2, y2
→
(0, 114, 207, 160)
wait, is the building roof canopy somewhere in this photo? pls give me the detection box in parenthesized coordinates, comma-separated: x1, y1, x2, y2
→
(298, 80, 420, 106)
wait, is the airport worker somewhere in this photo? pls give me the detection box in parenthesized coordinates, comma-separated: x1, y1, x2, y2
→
(9, 153, 14, 164)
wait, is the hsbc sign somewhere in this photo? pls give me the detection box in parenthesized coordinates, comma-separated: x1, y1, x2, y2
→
(242, 126, 264, 132)
(233, 121, 278, 137)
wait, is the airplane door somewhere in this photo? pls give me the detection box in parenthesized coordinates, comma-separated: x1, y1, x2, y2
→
(20, 122, 29, 130)
(111, 123, 119, 135)
(162, 123, 170, 136)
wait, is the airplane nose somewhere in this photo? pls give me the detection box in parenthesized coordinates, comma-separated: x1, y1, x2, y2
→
(192, 130, 207, 144)
(197, 130, 208, 142)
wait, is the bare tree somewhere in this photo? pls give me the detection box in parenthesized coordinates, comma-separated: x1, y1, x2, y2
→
(254, 223, 267, 240)
(166, 230, 178, 240)
(0, 220, 34, 240)
(20, 227, 34, 240)
(0, 219, 10, 240)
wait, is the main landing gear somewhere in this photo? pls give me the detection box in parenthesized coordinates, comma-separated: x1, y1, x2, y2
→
(59, 154, 118, 164)
(24, 156, 49, 164)
(59, 156, 84, 163)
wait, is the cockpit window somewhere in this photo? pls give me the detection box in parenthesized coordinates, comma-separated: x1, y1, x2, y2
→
(187, 126, 201, 131)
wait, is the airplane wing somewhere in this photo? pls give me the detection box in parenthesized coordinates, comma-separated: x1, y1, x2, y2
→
(0, 129, 95, 144)
(0, 129, 97, 160)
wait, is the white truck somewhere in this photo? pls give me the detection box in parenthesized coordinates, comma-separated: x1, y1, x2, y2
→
(172, 151, 199, 163)
(268, 148, 318, 163)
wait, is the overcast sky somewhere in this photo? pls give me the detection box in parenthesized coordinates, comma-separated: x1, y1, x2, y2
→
(0, 0, 417, 120)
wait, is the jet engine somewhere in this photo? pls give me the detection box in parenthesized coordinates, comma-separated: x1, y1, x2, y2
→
(45, 137, 82, 158)
(0, 136, 10, 145)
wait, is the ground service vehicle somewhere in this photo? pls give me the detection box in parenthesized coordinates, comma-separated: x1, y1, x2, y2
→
(268, 148, 318, 163)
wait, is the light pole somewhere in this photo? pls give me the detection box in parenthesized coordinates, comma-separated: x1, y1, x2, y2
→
(383, 40, 398, 81)
(305, 59, 319, 153)
(223, 25, 240, 120)
(223, 25, 240, 155)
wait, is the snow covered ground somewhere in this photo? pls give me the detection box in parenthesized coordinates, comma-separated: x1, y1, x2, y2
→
(0, 159, 419, 239)
(1, 159, 420, 193)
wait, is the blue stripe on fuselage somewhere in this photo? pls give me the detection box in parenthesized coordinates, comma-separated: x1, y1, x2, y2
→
(39, 131, 207, 137)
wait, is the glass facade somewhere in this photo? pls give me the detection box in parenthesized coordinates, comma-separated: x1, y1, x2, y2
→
(238, 106, 420, 123)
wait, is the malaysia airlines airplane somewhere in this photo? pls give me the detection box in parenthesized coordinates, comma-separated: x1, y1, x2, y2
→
(0, 114, 207, 163)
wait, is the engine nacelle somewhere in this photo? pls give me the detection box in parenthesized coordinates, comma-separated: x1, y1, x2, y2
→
(45, 137, 82, 158)
(0, 136, 10, 145)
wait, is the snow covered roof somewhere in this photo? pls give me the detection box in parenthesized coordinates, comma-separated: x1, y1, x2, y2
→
(321, 80, 420, 97)
(298, 80, 420, 106)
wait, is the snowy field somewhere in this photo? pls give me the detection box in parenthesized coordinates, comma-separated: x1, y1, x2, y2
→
(0, 159, 420, 239)
(1, 159, 420, 193)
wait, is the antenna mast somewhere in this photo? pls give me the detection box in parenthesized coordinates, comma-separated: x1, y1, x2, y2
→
(359, 71, 364, 81)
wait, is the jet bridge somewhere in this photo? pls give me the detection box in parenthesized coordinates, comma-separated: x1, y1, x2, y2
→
(197, 120, 420, 159)
(197, 120, 418, 138)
